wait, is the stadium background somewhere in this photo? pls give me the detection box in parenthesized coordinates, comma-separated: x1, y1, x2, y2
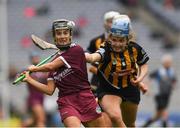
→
(0, 0, 180, 127)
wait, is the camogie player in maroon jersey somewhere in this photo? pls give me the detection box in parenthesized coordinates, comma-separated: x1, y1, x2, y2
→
(22, 19, 106, 127)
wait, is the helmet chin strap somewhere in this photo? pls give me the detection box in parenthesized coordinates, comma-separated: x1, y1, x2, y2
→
(55, 42, 71, 51)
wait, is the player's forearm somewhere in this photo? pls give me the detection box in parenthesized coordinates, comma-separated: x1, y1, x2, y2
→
(138, 81, 148, 94)
(89, 66, 98, 74)
(26, 76, 54, 95)
(139, 64, 148, 81)
(31, 63, 55, 72)
(85, 52, 93, 63)
(85, 52, 101, 63)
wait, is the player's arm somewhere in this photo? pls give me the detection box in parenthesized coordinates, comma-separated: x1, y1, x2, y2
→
(89, 65, 98, 75)
(131, 64, 149, 94)
(138, 63, 148, 82)
(23, 72, 56, 95)
(132, 64, 148, 84)
(28, 57, 65, 72)
(85, 52, 101, 63)
(85, 46, 106, 63)
(132, 43, 149, 84)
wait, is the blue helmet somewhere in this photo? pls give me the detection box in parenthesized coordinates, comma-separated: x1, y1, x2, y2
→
(110, 18, 130, 37)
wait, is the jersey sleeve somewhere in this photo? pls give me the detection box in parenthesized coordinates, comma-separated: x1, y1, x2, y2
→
(59, 45, 84, 68)
(135, 43, 149, 65)
(47, 71, 54, 81)
(95, 44, 106, 61)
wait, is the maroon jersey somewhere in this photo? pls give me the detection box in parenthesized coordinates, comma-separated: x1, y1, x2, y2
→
(48, 43, 91, 97)
(28, 72, 47, 106)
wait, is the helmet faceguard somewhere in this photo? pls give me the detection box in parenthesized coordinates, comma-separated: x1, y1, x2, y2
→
(52, 19, 75, 50)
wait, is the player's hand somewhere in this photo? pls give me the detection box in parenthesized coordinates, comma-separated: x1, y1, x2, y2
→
(131, 76, 142, 85)
(18, 71, 30, 82)
(139, 82, 148, 94)
(23, 71, 31, 82)
(89, 66, 98, 74)
(28, 65, 36, 72)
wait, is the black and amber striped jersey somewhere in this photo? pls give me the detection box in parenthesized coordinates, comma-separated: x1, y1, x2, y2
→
(87, 34, 105, 69)
(96, 41, 149, 89)
(87, 34, 105, 53)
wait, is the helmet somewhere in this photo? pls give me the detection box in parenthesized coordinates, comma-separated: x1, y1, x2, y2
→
(113, 14, 132, 29)
(113, 15, 131, 23)
(104, 11, 120, 23)
(113, 14, 136, 42)
(110, 18, 130, 37)
(52, 19, 75, 50)
(52, 19, 75, 37)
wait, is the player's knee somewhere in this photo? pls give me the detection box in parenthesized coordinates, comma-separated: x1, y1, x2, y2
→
(108, 111, 123, 122)
(102, 113, 112, 126)
(91, 116, 107, 127)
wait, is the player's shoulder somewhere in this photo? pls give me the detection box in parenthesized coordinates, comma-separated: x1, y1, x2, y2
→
(129, 41, 138, 46)
(129, 41, 142, 49)
(69, 43, 84, 52)
(90, 33, 105, 42)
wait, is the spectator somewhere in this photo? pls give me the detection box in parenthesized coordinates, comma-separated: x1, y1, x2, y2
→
(21, 52, 47, 127)
(143, 54, 177, 127)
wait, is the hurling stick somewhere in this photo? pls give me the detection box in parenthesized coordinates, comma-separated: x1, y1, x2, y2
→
(31, 34, 58, 50)
(12, 50, 59, 85)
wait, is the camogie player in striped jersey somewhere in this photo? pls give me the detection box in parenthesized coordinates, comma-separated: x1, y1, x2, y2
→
(85, 16, 149, 127)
